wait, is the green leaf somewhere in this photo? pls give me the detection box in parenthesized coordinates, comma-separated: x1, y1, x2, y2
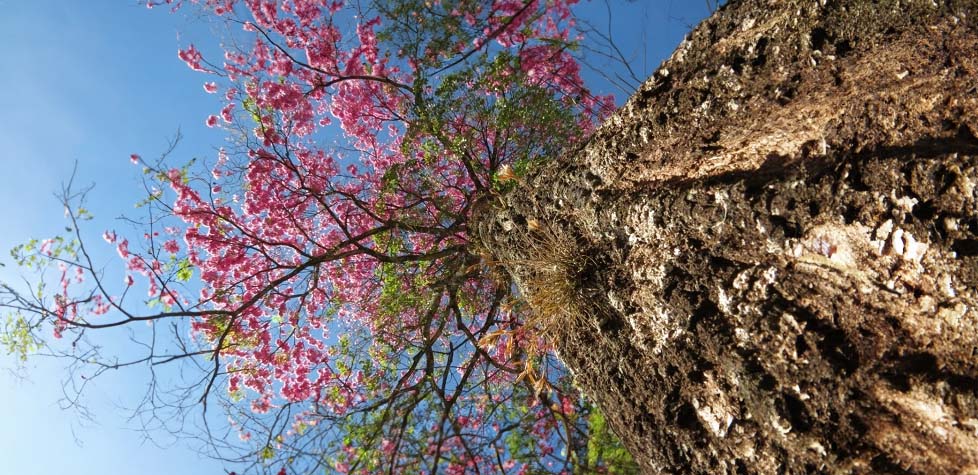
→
(586, 406, 639, 473)
(1, 314, 40, 362)
(175, 259, 194, 282)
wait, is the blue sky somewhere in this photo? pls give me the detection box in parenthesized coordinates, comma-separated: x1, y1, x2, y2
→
(0, 1, 714, 474)
(0, 3, 229, 474)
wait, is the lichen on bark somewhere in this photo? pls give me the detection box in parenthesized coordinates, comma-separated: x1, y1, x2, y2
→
(477, 0, 978, 473)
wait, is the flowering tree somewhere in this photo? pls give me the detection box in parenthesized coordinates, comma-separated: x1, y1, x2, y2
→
(2, 0, 635, 473)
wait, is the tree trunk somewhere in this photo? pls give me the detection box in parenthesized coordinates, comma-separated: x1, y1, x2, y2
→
(477, 0, 978, 473)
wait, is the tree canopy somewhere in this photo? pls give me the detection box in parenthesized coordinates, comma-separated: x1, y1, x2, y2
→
(1, 1, 643, 474)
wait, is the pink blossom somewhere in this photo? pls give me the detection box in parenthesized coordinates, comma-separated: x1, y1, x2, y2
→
(203, 81, 218, 93)
(206, 115, 219, 127)
(116, 239, 130, 259)
(561, 396, 575, 415)
(177, 44, 210, 72)
(163, 239, 180, 254)
(220, 103, 234, 123)
(129, 153, 141, 164)
(177, 44, 211, 72)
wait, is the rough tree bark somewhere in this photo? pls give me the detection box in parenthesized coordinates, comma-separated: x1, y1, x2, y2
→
(477, 0, 978, 473)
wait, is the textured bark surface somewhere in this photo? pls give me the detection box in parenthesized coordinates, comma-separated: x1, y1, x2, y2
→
(477, 0, 978, 473)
